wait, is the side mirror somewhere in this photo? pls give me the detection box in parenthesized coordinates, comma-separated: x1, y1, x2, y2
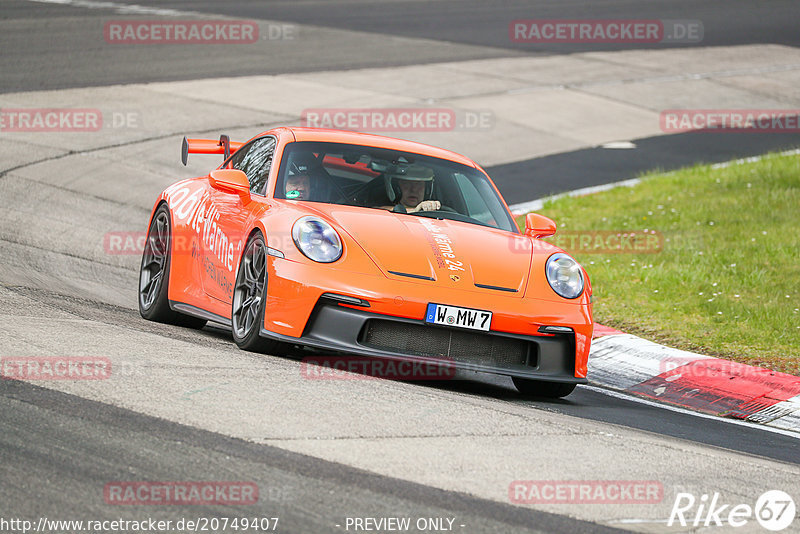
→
(209, 169, 250, 195)
(524, 213, 556, 238)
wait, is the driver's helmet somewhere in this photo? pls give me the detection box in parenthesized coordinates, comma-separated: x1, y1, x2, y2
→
(287, 152, 320, 178)
(285, 152, 323, 200)
(384, 164, 435, 203)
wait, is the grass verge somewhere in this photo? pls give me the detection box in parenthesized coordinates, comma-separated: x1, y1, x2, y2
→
(522, 151, 800, 375)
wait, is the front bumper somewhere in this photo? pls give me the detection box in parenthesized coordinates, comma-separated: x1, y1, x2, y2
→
(261, 299, 587, 383)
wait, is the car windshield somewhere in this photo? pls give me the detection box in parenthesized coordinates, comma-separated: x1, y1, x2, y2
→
(275, 141, 518, 233)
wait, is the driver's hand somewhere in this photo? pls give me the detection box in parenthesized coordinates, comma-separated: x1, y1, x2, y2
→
(410, 200, 441, 213)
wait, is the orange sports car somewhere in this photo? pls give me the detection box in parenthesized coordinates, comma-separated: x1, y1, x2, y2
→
(139, 127, 593, 397)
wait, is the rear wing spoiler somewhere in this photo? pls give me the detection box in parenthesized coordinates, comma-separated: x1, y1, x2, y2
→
(181, 135, 244, 165)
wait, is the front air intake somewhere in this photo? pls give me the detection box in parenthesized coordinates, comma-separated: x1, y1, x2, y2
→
(359, 319, 533, 368)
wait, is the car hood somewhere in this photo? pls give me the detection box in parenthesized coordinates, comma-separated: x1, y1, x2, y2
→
(311, 205, 533, 296)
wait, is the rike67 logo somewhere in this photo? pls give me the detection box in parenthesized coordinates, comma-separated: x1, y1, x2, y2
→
(669, 490, 796, 531)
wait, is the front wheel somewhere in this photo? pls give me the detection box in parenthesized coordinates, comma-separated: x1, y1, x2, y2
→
(138, 204, 206, 329)
(512, 377, 576, 398)
(231, 232, 288, 354)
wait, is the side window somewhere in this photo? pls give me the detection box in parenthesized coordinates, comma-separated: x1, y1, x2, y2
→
(229, 137, 276, 194)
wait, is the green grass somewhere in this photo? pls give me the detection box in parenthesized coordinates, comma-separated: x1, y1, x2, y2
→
(520, 152, 800, 375)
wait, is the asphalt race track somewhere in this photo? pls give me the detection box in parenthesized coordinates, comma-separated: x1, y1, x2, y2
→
(1, 379, 622, 534)
(1, 1, 800, 533)
(4, 0, 800, 92)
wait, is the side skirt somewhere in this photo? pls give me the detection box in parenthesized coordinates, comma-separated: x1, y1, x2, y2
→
(169, 300, 232, 327)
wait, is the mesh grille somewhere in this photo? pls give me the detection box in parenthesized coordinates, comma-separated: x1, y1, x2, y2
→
(360, 320, 530, 367)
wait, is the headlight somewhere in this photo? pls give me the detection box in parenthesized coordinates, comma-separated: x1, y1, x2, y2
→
(292, 216, 342, 263)
(545, 253, 584, 299)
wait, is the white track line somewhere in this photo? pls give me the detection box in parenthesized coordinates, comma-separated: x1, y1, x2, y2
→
(582, 385, 800, 440)
(710, 147, 800, 169)
(26, 0, 203, 17)
(509, 178, 641, 215)
(509, 148, 800, 215)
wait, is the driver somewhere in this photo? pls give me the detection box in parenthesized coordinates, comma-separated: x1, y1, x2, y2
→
(284, 173, 311, 200)
(382, 164, 440, 213)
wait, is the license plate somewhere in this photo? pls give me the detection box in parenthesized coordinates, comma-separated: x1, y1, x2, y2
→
(425, 303, 492, 332)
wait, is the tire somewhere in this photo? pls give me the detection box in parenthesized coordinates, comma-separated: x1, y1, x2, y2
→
(231, 231, 288, 354)
(138, 203, 207, 329)
(512, 377, 576, 398)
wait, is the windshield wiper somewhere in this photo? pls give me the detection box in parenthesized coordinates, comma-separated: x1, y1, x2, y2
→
(408, 210, 492, 228)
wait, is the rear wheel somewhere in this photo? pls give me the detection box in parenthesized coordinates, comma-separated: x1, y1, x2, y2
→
(512, 377, 576, 398)
(138, 204, 206, 328)
(231, 232, 288, 354)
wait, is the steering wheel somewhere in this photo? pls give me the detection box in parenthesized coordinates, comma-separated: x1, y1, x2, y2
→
(428, 204, 457, 213)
